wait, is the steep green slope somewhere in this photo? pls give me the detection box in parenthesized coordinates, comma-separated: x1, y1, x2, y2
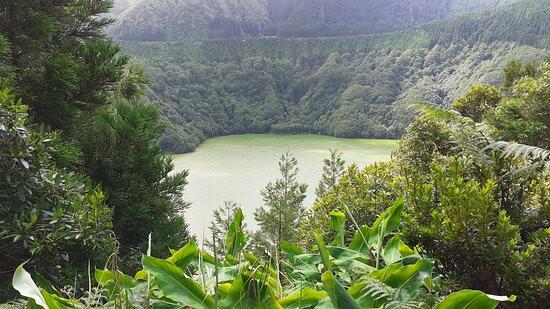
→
(120, 0, 549, 152)
(109, 0, 518, 41)
(125, 41, 547, 152)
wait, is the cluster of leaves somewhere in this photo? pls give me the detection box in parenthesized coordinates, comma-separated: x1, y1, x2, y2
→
(0, 0, 193, 299)
(0, 83, 114, 298)
(303, 61, 550, 307)
(12, 201, 516, 308)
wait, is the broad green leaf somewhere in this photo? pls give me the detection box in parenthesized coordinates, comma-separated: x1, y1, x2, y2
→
(168, 241, 197, 269)
(349, 226, 371, 254)
(142, 256, 215, 309)
(95, 269, 137, 289)
(41, 291, 65, 309)
(321, 271, 361, 309)
(135, 269, 148, 281)
(368, 197, 404, 246)
(370, 262, 403, 282)
(314, 232, 331, 271)
(12, 263, 47, 308)
(279, 288, 327, 309)
(330, 211, 346, 246)
(226, 208, 246, 257)
(434, 290, 516, 309)
(220, 275, 281, 309)
(384, 259, 434, 300)
(327, 246, 369, 260)
(399, 242, 416, 257)
(281, 241, 304, 260)
(152, 299, 186, 309)
(383, 234, 401, 265)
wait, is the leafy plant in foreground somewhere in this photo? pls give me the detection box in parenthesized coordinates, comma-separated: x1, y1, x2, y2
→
(12, 199, 516, 308)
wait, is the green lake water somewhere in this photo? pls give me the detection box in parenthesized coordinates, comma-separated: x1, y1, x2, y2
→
(171, 134, 397, 240)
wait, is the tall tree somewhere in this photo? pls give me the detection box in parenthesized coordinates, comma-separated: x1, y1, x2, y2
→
(315, 149, 346, 199)
(254, 152, 307, 252)
(80, 100, 192, 260)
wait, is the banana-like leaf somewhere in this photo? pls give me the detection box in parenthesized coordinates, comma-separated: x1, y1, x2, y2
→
(226, 208, 247, 257)
(151, 299, 186, 308)
(383, 259, 434, 301)
(434, 290, 516, 309)
(314, 232, 331, 271)
(330, 211, 346, 246)
(281, 241, 305, 261)
(368, 197, 404, 246)
(349, 226, 371, 254)
(12, 263, 47, 308)
(321, 271, 361, 309)
(142, 256, 216, 309)
(370, 262, 403, 282)
(279, 287, 327, 308)
(220, 274, 282, 309)
(168, 241, 197, 269)
(95, 269, 137, 289)
(383, 234, 402, 265)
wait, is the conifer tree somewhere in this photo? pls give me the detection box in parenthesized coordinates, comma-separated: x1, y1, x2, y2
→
(254, 152, 307, 252)
(316, 149, 346, 199)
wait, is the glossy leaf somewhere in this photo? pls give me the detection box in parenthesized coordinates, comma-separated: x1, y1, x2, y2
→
(168, 241, 197, 269)
(321, 271, 361, 309)
(383, 234, 402, 265)
(314, 232, 331, 271)
(95, 269, 137, 289)
(226, 208, 246, 257)
(12, 263, 47, 308)
(279, 287, 327, 309)
(330, 211, 346, 246)
(142, 256, 215, 309)
(434, 290, 516, 309)
(384, 259, 434, 300)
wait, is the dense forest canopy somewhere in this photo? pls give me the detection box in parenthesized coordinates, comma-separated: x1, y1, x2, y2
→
(120, 0, 549, 152)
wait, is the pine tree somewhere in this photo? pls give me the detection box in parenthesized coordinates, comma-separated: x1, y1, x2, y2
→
(254, 152, 307, 252)
(316, 149, 346, 199)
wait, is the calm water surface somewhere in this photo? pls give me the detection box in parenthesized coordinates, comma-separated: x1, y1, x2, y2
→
(171, 134, 397, 240)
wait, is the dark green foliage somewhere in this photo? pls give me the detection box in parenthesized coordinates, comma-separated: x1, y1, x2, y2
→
(80, 101, 192, 261)
(119, 0, 549, 152)
(123, 40, 547, 152)
(0, 0, 131, 132)
(0, 84, 114, 299)
(301, 61, 550, 307)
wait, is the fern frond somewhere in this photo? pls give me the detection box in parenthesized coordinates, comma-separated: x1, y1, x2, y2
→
(410, 103, 465, 123)
(485, 141, 550, 172)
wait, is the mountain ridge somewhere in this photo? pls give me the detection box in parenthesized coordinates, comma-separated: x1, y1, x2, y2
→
(108, 0, 520, 41)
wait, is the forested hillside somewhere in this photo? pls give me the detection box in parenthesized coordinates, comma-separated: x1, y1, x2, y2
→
(121, 0, 550, 152)
(108, 0, 518, 41)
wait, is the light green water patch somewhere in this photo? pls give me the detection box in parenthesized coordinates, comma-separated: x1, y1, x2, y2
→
(171, 134, 397, 240)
